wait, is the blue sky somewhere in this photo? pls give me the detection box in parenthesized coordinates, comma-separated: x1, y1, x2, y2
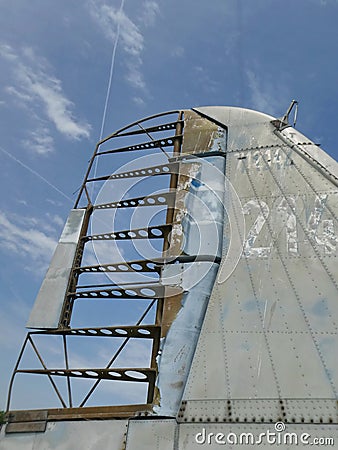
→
(0, 0, 338, 409)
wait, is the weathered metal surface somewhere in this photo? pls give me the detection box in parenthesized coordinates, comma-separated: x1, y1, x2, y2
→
(7, 411, 47, 423)
(156, 264, 219, 416)
(26, 209, 86, 329)
(0, 420, 128, 450)
(181, 107, 338, 425)
(5, 422, 47, 434)
(125, 419, 177, 450)
(45, 404, 152, 420)
(5, 410, 47, 434)
(168, 156, 226, 260)
(193, 106, 280, 150)
(182, 110, 227, 155)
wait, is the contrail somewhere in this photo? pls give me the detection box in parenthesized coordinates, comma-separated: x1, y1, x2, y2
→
(91, 0, 126, 198)
(99, 0, 126, 141)
(0, 145, 73, 203)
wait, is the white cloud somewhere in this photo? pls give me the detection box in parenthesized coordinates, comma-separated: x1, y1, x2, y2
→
(133, 96, 146, 106)
(0, 43, 17, 61)
(22, 126, 55, 155)
(5, 85, 34, 102)
(193, 66, 221, 94)
(0, 307, 26, 351)
(246, 69, 290, 116)
(46, 198, 64, 207)
(90, 1, 159, 95)
(246, 69, 272, 112)
(116, 9, 144, 57)
(17, 199, 28, 206)
(0, 211, 58, 274)
(314, 0, 338, 5)
(171, 46, 185, 58)
(91, 3, 144, 55)
(126, 63, 146, 90)
(1, 44, 91, 143)
(141, 1, 160, 27)
(90, 2, 145, 90)
(113, 340, 151, 367)
(46, 213, 65, 228)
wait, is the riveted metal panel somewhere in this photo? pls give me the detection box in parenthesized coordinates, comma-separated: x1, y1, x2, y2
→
(182, 107, 338, 413)
(281, 126, 338, 182)
(178, 399, 282, 424)
(125, 419, 177, 450)
(177, 398, 338, 424)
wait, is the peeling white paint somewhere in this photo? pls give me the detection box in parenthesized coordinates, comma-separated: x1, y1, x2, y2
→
(243, 199, 271, 258)
(320, 219, 337, 255)
(277, 197, 298, 255)
(307, 194, 327, 241)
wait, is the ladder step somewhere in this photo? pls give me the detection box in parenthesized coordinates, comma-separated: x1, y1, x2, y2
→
(87, 161, 180, 182)
(34, 325, 161, 339)
(17, 368, 156, 383)
(84, 224, 171, 242)
(97, 135, 182, 156)
(94, 192, 175, 210)
(72, 284, 166, 299)
(76, 258, 162, 274)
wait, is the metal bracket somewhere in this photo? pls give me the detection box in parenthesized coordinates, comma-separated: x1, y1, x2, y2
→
(271, 99, 298, 130)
